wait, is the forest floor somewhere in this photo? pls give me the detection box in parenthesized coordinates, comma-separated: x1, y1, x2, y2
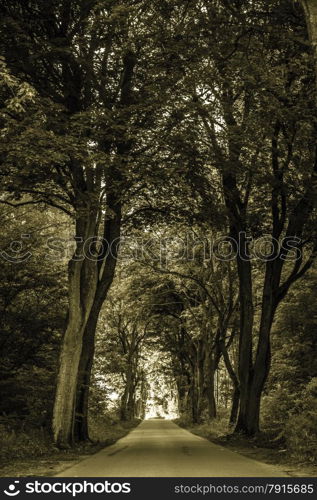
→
(0, 419, 140, 477)
(177, 420, 317, 477)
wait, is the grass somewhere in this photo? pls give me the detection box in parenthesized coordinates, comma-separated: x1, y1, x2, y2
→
(89, 415, 141, 446)
(175, 417, 229, 443)
(175, 415, 317, 477)
(0, 416, 140, 477)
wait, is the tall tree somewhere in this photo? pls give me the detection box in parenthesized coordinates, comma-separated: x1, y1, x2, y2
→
(160, 0, 317, 434)
(0, 0, 179, 445)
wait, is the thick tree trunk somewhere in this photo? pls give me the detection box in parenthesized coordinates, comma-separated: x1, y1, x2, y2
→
(244, 289, 275, 434)
(234, 255, 254, 434)
(73, 310, 99, 442)
(234, 259, 277, 435)
(52, 251, 97, 446)
(74, 200, 121, 440)
(52, 321, 84, 447)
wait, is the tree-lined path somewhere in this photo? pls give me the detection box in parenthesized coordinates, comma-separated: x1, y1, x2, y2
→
(56, 420, 287, 477)
(1, 0, 317, 473)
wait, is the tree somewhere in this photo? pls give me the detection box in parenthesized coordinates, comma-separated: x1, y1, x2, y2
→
(158, 0, 317, 434)
(0, 0, 180, 445)
(133, 226, 239, 423)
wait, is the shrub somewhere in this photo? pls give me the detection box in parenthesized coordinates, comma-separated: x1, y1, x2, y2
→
(0, 424, 54, 462)
(284, 379, 317, 463)
(261, 387, 298, 433)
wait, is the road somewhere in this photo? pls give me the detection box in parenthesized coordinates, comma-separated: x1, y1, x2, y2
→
(56, 419, 288, 477)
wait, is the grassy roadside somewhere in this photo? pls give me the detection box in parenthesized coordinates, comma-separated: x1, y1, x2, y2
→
(0, 418, 140, 477)
(175, 419, 317, 477)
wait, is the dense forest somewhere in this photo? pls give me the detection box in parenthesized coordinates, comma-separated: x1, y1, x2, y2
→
(0, 0, 317, 468)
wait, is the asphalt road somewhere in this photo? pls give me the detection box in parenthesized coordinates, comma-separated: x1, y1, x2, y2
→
(56, 419, 288, 477)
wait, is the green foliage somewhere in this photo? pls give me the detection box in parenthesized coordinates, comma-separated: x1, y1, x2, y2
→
(0, 425, 55, 462)
(284, 379, 317, 463)
(176, 410, 231, 441)
(262, 268, 317, 460)
(261, 388, 298, 433)
(0, 206, 67, 428)
(88, 415, 140, 444)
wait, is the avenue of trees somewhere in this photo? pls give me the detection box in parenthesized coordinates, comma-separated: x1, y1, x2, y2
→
(0, 0, 316, 462)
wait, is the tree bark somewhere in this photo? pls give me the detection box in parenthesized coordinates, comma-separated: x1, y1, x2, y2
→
(120, 363, 137, 421)
(234, 255, 254, 434)
(177, 375, 191, 419)
(52, 215, 98, 446)
(230, 387, 240, 426)
(219, 338, 240, 426)
(73, 308, 99, 442)
(205, 368, 217, 419)
(244, 270, 276, 434)
(196, 340, 206, 422)
(74, 196, 122, 441)
(120, 383, 130, 421)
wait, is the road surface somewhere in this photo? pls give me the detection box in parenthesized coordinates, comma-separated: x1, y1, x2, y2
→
(56, 419, 288, 477)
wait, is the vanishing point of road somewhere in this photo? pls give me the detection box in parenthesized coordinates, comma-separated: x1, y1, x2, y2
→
(56, 419, 288, 477)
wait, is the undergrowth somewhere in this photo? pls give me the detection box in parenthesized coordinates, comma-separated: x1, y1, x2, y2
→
(0, 415, 140, 464)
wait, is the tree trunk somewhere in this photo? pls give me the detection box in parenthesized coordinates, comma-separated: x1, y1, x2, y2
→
(196, 341, 206, 422)
(127, 382, 136, 420)
(234, 257, 277, 435)
(120, 368, 134, 421)
(229, 386, 240, 426)
(244, 289, 275, 434)
(234, 255, 254, 434)
(205, 354, 217, 419)
(73, 195, 122, 441)
(52, 321, 84, 447)
(206, 370, 217, 419)
(73, 310, 99, 442)
(52, 250, 98, 446)
(120, 385, 129, 421)
(177, 376, 191, 419)
(190, 364, 199, 423)
(219, 338, 240, 426)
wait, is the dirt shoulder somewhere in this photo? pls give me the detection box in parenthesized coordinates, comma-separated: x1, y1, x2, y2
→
(0, 420, 140, 477)
(177, 421, 317, 478)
